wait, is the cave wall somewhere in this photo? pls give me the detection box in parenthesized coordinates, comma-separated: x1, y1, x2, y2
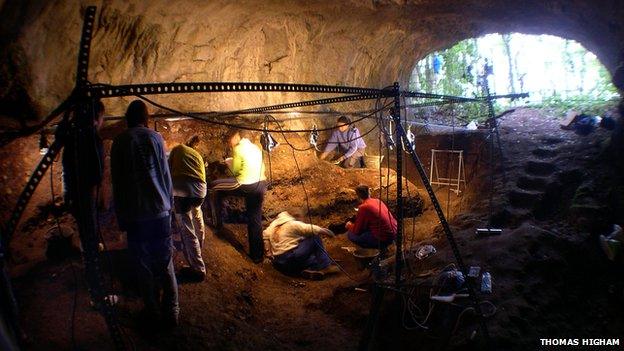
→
(1, 0, 623, 125)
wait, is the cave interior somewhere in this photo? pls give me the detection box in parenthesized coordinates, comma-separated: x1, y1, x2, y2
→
(1, 1, 624, 350)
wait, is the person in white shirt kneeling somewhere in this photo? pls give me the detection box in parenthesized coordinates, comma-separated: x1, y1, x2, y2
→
(263, 210, 340, 280)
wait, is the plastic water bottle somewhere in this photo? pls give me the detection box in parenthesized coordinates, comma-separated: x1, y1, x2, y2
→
(481, 272, 492, 294)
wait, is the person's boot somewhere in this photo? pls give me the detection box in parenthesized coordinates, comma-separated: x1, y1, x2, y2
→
(137, 308, 161, 332)
(177, 266, 206, 283)
(163, 312, 179, 330)
(208, 191, 222, 228)
(301, 269, 325, 281)
(190, 269, 206, 282)
(321, 264, 341, 276)
(600, 234, 621, 261)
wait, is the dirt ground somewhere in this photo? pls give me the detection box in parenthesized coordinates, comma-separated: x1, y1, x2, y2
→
(3, 108, 624, 350)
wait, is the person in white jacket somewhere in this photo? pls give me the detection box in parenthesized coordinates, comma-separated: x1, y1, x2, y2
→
(263, 211, 339, 280)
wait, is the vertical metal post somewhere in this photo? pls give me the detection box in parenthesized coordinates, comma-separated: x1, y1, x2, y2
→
(482, 72, 506, 185)
(488, 111, 495, 217)
(483, 76, 499, 217)
(357, 283, 385, 351)
(457, 151, 462, 193)
(358, 86, 400, 351)
(392, 82, 403, 286)
(396, 121, 491, 346)
(75, 7, 96, 88)
(72, 101, 126, 351)
(72, 6, 127, 350)
(429, 149, 434, 187)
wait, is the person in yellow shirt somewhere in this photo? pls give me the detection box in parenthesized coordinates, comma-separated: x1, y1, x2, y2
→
(169, 135, 207, 281)
(209, 129, 267, 263)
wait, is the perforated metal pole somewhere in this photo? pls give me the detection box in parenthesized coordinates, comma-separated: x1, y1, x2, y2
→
(73, 7, 127, 350)
(393, 82, 404, 286)
(482, 73, 507, 185)
(72, 101, 126, 351)
(358, 83, 403, 351)
(394, 120, 491, 346)
(357, 283, 385, 351)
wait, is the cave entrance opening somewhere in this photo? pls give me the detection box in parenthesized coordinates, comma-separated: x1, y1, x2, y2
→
(408, 33, 619, 126)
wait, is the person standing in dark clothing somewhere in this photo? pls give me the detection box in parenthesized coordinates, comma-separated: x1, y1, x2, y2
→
(60, 100, 105, 214)
(111, 100, 179, 327)
(0, 239, 25, 350)
(58, 100, 118, 312)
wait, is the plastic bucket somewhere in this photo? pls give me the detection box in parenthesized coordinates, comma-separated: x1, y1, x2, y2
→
(363, 155, 384, 169)
(353, 248, 380, 270)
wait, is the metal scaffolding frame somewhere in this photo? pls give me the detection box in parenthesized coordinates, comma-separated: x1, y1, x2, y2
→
(0, 6, 531, 350)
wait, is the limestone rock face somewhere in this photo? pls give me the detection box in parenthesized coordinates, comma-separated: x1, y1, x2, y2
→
(1, 0, 623, 123)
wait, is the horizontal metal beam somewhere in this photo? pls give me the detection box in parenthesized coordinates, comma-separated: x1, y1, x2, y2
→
(85, 82, 392, 98)
(231, 93, 386, 114)
(83, 82, 527, 106)
(401, 91, 480, 101)
(488, 92, 529, 100)
(401, 90, 529, 102)
(137, 93, 385, 132)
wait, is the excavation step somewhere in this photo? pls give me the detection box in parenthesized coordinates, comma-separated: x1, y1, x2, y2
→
(509, 189, 543, 209)
(531, 147, 558, 159)
(509, 207, 532, 219)
(525, 161, 557, 176)
(489, 207, 532, 228)
(541, 137, 564, 145)
(517, 175, 550, 191)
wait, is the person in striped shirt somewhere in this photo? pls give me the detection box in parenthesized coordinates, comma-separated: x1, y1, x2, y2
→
(209, 128, 267, 263)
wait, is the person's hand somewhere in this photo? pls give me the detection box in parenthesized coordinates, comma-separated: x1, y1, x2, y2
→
(346, 221, 353, 231)
(224, 157, 233, 168)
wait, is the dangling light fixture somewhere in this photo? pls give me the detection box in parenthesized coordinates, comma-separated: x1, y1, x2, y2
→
(260, 124, 279, 152)
(309, 124, 319, 150)
(384, 119, 395, 150)
(39, 130, 49, 155)
(404, 125, 416, 152)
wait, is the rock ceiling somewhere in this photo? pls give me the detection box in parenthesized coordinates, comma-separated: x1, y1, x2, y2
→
(0, 0, 622, 124)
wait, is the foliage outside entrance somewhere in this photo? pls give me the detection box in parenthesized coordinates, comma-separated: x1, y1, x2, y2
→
(409, 33, 620, 122)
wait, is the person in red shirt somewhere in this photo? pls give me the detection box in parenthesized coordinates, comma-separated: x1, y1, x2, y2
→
(346, 185, 397, 249)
